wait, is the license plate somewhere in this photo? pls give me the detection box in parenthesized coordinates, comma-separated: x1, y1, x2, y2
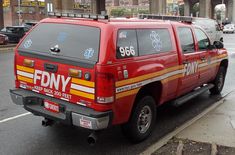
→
(80, 118, 92, 129)
(44, 100, 59, 113)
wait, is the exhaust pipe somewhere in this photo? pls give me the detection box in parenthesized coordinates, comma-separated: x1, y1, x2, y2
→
(42, 118, 54, 127)
(87, 132, 98, 146)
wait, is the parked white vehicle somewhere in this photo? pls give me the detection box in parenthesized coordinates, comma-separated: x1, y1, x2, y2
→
(192, 18, 223, 42)
(223, 24, 235, 33)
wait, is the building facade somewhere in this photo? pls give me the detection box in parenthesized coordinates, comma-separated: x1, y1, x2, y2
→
(3, 0, 47, 26)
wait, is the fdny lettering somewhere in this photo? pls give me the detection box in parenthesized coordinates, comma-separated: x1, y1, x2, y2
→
(184, 61, 199, 76)
(34, 70, 71, 92)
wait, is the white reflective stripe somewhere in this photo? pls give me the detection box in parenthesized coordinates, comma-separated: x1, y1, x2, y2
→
(116, 69, 184, 93)
(77, 102, 87, 106)
(216, 57, 228, 63)
(32, 89, 39, 93)
(198, 56, 227, 68)
(160, 69, 185, 79)
(17, 70, 34, 78)
(19, 84, 27, 89)
(209, 57, 227, 65)
(211, 59, 219, 64)
(71, 83, 94, 94)
(60, 98, 69, 101)
(115, 56, 228, 94)
(45, 93, 54, 97)
(198, 62, 208, 68)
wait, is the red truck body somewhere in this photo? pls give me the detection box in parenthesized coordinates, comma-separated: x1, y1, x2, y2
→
(10, 15, 228, 142)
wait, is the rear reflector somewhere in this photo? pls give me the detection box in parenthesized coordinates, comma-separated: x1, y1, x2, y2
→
(97, 96, 114, 104)
(69, 69, 82, 78)
(96, 73, 115, 104)
(23, 59, 34, 68)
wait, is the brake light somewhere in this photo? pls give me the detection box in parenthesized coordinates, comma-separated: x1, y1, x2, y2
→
(14, 51, 17, 81)
(96, 73, 115, 104)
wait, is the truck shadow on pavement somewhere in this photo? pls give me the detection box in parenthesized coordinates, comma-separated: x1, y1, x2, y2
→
(32, 93, 221, 155)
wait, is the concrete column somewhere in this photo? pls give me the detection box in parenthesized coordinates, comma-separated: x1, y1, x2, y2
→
(190, 3, 194, 16)
(61, 0, 74, 12)
(10, 0, 19, 25)
(91, 0, 95, 13)
(184, 0, 190, 16)
(132, 0, 138, 5)
(211, 3, 216, 19)
(225, 2, 229, 19)
(34, 0, 40, 20)
(53, 0, 62, 12)
(162, 0, 166, 14)
(91, 0, 105, 14)
(150, 0, 166, 14)
(227, 0, 235, 23)
(149, 0, 156, 14)
(114, 0, 119, 6)
(0, 0, 4, 29)
(199, 0, 211, 18)
(45, 0, 52, 13)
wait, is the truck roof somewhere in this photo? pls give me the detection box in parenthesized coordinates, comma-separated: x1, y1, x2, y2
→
(41, 17, 191, 28)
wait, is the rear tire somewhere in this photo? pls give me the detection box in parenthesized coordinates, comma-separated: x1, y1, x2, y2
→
(210, 67, 226, 95)
(122, 96, 156, 143)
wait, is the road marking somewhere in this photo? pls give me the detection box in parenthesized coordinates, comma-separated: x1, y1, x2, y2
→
(211, 143, 218, 155)
(140, 91, 234, 155)
(0, 112, 31, 124)
(230, 120, 235, 129)
(176, 140, 184, 155)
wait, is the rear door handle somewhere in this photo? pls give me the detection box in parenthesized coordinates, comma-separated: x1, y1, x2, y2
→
(44, 63, 58, 73)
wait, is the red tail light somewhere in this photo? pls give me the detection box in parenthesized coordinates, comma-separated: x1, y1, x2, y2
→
(14, 50, 18, 86)
(14, 49, 19, 88)
(96, 73, 115, 104)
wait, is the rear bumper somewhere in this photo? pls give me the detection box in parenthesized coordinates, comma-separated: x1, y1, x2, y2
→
(10, 88, 112, 130)
(223, 30, 234, 33)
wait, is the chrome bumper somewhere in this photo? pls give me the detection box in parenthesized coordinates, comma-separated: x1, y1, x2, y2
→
(10, 88, 112, 130)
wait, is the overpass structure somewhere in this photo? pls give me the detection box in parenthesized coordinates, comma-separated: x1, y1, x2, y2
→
(0, 0, 4, 29)
(0, 0, 235, 28)
(184, 0, 235, 22)
(46, 0, 168, 15)
(46, 0, 106, 14)
(47, 0, 235, 22)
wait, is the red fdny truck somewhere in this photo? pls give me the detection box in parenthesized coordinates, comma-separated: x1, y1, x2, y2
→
(10, 13, 228, 144)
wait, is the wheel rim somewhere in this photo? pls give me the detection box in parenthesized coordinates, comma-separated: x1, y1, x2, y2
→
(137, 105, 152, 134)
(217, 72, 224, 90)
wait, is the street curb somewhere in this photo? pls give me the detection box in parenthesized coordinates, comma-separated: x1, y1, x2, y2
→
(140, 91, 234, 155)
(0, 44, 16, 52)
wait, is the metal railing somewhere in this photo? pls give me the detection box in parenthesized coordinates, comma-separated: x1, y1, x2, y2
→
(48, 12, 109, 20)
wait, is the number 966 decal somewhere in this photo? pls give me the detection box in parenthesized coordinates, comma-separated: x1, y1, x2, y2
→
(118, 46, 136, 58)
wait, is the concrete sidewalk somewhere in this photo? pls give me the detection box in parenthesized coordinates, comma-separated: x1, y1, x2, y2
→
(176, 91, 235, 148)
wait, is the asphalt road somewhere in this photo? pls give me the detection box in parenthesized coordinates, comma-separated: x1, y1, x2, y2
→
(0, 34, 234, 155)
